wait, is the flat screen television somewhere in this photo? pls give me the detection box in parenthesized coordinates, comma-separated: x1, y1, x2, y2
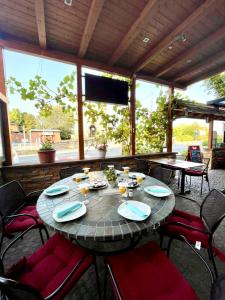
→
(85, 74, 129, 105)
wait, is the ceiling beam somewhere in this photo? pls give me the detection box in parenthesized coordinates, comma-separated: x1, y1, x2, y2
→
(133, 0, 221, 73)
(108, 0, 157, 65)
(35, 0, 46, 49)
(136, 73, 186, 89)
(173, 49, 225, 82)
(78, 0, 105, 57)
(155, 24, 225, 77)
(187, 64, 225, 86)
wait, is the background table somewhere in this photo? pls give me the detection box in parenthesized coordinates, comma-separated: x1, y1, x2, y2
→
(37, 172, 175, 243)
(149, 158, 204, 194)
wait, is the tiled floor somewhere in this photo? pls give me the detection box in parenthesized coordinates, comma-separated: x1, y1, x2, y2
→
(2, 169, 225, 300)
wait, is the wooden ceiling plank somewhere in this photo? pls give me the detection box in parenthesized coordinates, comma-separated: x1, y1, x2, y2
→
(133, 0, 221, 73)
(35, 0, 46, 49)
(187, 64, 225, 86)
(78, 0, 105, 57)
(155, 24, 225, 77)
(108, 0, 157, 65)
(174, 49, 225, 81)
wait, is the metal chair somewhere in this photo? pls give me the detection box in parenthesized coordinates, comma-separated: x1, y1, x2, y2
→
(149, 165, 173, 185)
(0, 181, 49, 250)
(59, 166, 83, 179)
(158, 189, 225, 277)
(132, 158, 150, 175)
(0, 220, 101, 300)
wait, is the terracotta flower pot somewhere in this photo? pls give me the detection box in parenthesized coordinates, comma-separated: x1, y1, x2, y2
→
(38, 150, 56, 164)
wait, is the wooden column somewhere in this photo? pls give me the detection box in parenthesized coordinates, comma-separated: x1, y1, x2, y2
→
(130, 75, 136, 155)
(166, 86, 174, 153)
(0, 47, 12, 165)
(208, 117, 214, 150)
(76, 64, 84, 160)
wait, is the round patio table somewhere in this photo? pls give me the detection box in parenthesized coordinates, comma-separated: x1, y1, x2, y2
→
(37, 171, 175, 245)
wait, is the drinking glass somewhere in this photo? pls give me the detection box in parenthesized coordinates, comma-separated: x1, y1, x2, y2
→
(74, 175, 81, 183)
(83, 168, 90, 175)
(118, 182, 127, 200)
(78, 183, 90, 204)
(137, 176, 143, 191)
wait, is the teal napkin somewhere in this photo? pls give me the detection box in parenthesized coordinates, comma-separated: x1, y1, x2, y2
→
(46, 186, 66, 193)
(56, 203, 82, 218)
(148, 186, 168, 193)
(126, 203, 148, 218)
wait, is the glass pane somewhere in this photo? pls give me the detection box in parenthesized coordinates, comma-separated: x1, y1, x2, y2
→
(0, 103, 5, 161)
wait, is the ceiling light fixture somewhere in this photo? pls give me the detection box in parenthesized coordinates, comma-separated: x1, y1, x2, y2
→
(168, 44, 173, 50)
(143, 37, 150, 43)
(64, 0, 73, 6)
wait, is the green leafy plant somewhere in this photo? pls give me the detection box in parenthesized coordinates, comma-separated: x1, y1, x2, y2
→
(104, 168, 117, 182)
(39, 138, 54, 151)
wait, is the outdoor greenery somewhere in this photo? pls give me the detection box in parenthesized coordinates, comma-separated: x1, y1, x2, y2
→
(9, 108, 37, 133)
(39, 137, 54, 151)
(205, 73, 225, 98)
(7, 72, 168, 154)
(173, 122, 207, 142)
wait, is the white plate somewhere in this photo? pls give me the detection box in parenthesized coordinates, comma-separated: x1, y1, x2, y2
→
(118, 200, 151, 221)
(129, 172, 146, 179)
(53, 201, 86, 223)
(89, 181, 108, 190)
(144, 185, 171, 197)
(72, 173, 88, 179)
(44, 185, 69, 196)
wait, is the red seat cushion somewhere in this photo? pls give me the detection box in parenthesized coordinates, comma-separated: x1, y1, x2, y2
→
(107, 241, 198, 300)
(160, 209, 209, 247)
(185, 169, 206, 176)
(5, 205, 43, 234)
(6, 234, 93, 300)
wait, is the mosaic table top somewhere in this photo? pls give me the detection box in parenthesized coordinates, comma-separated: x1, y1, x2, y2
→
(37, 171, 175, 242)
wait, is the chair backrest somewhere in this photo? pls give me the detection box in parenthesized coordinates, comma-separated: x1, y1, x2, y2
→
(0, 277, 43, 300)
(200, 189, 225, 233)
(100, 162, 122, 170)
(210, 274, 225, 300)
(133, 158, 149, 175)
(59, 166, 83, 179)
(149, 166, 173, 185)
(187, 145, 202, 163)
(0, 181, 26, 218)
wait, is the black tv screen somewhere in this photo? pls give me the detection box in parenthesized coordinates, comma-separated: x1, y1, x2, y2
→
(85, 74, 129, 105)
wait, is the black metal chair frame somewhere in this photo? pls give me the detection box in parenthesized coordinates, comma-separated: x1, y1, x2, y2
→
(0, 224, 101, 300)
(103, 235, 216, 300)
(59, 166, 83, 179)
(133, 158, 150, 175)
(0, 181, 49, 251)
(149, 165, 173, 185)
(160, 189, 225, 278)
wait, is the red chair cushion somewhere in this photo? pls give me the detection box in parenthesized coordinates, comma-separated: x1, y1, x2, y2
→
(6, 234, 93, 300)
(185, 169, 206, 176)
(5, 205, 43, 234)
(107, 241, 198, 300)
(160, 209, 209, 247)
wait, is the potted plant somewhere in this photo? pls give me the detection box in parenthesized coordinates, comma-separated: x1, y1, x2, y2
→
(104, 167, 117, 187)
(38, 137, 56, 163)
(95, 132, 108, 158)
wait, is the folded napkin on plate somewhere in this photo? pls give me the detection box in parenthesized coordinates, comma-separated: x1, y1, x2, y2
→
(56, 203, 82, 218)
(148, 186, 169, 193)
(46, 186, 67, 193)
(126, 202, 148, 218)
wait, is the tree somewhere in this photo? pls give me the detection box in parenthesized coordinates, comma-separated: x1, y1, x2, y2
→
(36, 106, 75, 140)
(205, 73, 225, 97)
(9, 108, 36, 132)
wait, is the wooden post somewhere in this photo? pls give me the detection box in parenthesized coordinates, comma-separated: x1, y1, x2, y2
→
(0, 47, 12, 165)
(208, 117, 214, 150)
(166, 86, 174, 153)
(130, 75, 136, 155)
(76, 64, 84, 160)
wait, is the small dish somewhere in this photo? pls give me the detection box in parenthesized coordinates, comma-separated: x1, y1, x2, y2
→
(118, 200, 151, 221)
(129, 172, 146, 179)
(44, 185, 69, 196)
(53, 201, 86, 223)
(72, 173, 88, 180)
(89, 181, 108, 190)
(144, 186, 171, 197)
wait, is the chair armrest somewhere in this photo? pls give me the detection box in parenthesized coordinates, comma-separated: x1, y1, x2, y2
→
(175, 194, 201, 208)
(26, 190, 44, 197)
(26, 190, 44, 204)
(44, 251, 92, 300)
(4, 213, 39, 226)
(166, 220, 210, 235)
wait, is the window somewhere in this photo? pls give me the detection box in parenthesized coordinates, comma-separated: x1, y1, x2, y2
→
(0, 100, 5, 161)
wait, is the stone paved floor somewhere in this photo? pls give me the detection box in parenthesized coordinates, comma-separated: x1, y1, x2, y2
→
(2, 169, 225, 300)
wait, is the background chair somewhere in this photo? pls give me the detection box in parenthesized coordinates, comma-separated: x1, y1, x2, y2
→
(132, 158, 150, 175)
(0, 181, 48, 250)
(0, 224, 100, 300)
(158, 189, 225, 277)
(59, 166, 83, 179)
(149, 165, 173, 185)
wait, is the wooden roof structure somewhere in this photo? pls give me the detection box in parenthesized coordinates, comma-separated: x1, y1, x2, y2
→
(173, 98, 225, 121)
(0, 0, 225, 88)
(207, 97, 225, 108)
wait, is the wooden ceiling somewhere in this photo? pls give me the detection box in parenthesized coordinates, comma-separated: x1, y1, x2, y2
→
(0, 0, 225, 89)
